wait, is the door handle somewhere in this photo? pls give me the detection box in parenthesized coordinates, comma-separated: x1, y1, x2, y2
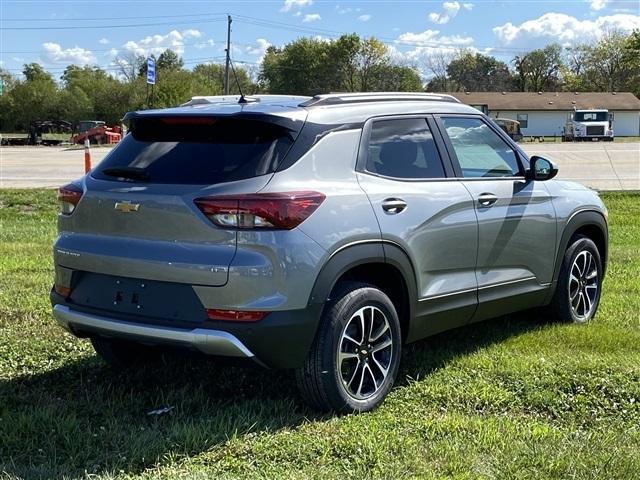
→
(382, 198, 407, 214)
(477, 193, 498, 207)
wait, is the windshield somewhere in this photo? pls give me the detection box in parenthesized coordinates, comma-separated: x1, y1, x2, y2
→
(574, 111, 609, 122)
(92, 116, 295, 185)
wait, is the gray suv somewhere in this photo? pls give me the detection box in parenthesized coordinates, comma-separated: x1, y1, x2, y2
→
(51, 93, 608, 412)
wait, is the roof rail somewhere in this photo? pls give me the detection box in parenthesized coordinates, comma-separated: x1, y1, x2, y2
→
(182, 94, 312, 107)
(299, 92, 461, 107)
(181, 95, 257, 106)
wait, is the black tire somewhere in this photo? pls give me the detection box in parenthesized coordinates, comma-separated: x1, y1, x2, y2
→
(91, 337, 161, 370)
(296, 282, 402, 413)
(550, 235, 603, 324)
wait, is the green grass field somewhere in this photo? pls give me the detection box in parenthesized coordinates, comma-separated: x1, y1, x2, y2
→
(1, 190, 639, 479)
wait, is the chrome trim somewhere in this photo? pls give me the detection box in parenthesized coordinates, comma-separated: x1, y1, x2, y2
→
(53, 304, 255, 358)
(418, 287, 476, 302)
(478, 276, 540, 290)
(418, 277, 546, 302)
(328, 238, 401, 260)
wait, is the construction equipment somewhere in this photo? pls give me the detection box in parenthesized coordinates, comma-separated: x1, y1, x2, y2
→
(71, 120, 122, 145)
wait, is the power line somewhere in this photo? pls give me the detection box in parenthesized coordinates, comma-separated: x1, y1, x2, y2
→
(0, 40, 225, 55)
(2, 12, 228, 22)
(0, 17, 227, 31)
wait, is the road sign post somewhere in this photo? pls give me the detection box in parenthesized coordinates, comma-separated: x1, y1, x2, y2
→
(146, 57, 156, 108)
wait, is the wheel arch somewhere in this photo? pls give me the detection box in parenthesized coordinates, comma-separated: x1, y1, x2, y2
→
(308, 241, 418, 342)
(555, 210, 608, 280)
(547, 210, 608, 307)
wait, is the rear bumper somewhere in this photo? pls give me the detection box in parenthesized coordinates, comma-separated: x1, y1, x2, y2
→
(53, 304, 255, 359)
(51, 290, 323, 369)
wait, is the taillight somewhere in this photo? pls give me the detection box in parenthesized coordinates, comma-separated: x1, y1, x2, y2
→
(206, 309, 268, 322)
(194, 191, 325, 230)
(54, 284, 73, 299)
(57, 183, 83, 215)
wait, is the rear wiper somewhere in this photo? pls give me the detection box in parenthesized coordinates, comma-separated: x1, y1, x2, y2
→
(101, 167, 150, 181)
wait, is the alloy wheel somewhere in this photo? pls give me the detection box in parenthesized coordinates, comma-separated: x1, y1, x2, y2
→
(569, 250, 599, 320)
(336, 305, 394, 400)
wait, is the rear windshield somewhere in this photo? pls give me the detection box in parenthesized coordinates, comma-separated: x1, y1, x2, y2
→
(92, 116, 295, 185)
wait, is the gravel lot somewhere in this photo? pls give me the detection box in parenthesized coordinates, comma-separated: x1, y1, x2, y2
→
(1, 141, 638, 190)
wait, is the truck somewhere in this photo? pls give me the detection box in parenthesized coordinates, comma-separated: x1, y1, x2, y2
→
(563, 109, 614, 142)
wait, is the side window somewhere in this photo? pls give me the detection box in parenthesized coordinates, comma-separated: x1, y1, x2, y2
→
(441, 117, 522, 178)
(517, 113, 529, 129)
(366, 118, 446, 180)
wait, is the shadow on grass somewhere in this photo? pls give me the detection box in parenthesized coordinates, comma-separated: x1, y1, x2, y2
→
(0, 308, 550, 479)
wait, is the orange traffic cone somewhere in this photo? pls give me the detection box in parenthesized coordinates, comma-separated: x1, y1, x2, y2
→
(84, 139, 92, 173)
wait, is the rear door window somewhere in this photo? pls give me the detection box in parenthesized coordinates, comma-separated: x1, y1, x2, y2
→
(92, 116, 295, 185)
(365, 118, 446, 180)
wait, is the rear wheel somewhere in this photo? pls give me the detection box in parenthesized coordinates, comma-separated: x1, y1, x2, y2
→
(296, 282, 402, 413)
(550, 235, 603, 324)
(91, 337, 161, 370)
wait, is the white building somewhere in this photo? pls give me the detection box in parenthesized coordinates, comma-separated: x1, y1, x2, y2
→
(448, 92, 640, 137)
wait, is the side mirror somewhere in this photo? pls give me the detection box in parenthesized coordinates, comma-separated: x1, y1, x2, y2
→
(527, 155, 558, 181)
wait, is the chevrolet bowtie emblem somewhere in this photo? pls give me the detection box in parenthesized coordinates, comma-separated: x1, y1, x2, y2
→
(114, 201, 140, 213)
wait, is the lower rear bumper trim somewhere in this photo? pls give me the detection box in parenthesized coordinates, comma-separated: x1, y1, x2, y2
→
(52, 304, 255, 358)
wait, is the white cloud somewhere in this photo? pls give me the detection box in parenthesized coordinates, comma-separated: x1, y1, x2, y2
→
(293, 11, 301, 17)
(462, 2, 474, 9)
(493, 13, 640, 47)
(302, 13, 321, 22)
(428, 1, 463, 24)
(246, 38, 271, 55)
(122, 29, 203, 56)
(98, 38, 110, 45)
(391, 29, 479, 78)
(194, 39, 215, 50)
(335, 5, 361, 14)
(358, 14, 372, 22)
(107, 48, 119, 57)
(397, 29, 474, 48)
(392, 30, 476, 75)
(245, 38, 271, 63)
(41, 42, 96, 65)
(590, 0, 608, 11)
(281, 0, 312, 12)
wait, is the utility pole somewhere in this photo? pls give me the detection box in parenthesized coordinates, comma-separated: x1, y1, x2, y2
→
(224, 15, 232, 95)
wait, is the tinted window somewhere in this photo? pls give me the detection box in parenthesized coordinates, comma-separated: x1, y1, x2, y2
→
(366, 118, 445, 179)
(441, 117, 521, 178)
(92, 117, 294, 185)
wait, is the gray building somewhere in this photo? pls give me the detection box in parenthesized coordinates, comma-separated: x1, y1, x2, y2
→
(448, 91, 640, 137)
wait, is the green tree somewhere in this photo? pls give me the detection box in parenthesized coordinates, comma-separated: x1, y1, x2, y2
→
(356, 37, 388, 91)
(22, 63, 54, 83)
(157, 49, 184, 71)
(513, 44, 563, 92)
(260, 34, 419, 94)
(582, 31, 636, 92)
(447, 51, 514, 92)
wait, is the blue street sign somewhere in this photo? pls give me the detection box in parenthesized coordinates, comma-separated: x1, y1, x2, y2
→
(146, 58, 156, 85)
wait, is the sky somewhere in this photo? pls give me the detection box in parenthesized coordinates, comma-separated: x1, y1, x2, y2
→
(1, 0, 639, 80)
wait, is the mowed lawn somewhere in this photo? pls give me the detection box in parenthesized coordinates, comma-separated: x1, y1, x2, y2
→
(1, 189, 639, 480)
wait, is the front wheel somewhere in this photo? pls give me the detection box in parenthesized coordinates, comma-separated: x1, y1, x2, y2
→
(550, 235, 603, 324)
(296, 282, 402, 413)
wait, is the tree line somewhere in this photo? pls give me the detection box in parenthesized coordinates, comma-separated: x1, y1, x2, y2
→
(0, 30, 638, 132)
